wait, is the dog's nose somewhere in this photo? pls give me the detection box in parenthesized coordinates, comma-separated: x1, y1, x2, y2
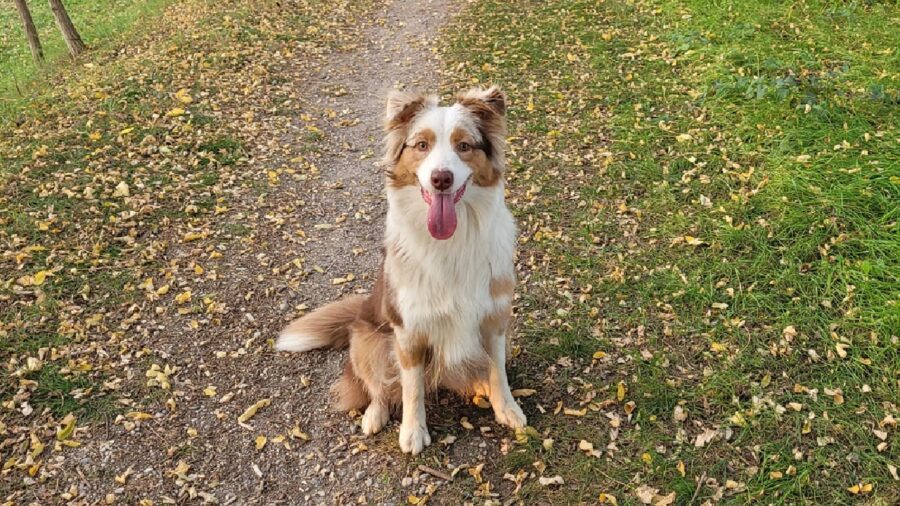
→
(430, 170, 453, 192)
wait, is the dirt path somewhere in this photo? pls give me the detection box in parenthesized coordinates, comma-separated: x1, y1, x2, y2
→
(62, 1, 492, 504)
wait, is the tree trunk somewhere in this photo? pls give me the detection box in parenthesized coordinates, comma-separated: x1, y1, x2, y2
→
(14, 0, 44, 63)
(48, 0, 85, 57)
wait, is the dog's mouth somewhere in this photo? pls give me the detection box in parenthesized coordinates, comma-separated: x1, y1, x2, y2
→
(420, 175, 471, 240)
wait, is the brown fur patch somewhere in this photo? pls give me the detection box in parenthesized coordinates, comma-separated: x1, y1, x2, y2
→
(456, 86, 508, 174)
(489, 277, 515, 299)
(480, 305, 511, 343)
(395, 334, 428, 369)
(383, 90, 434, 171)
(388, 129, 434, 189)
(331, 361, 370, 411)
(451, 127, 501, 187)
(361, 264, 403, 328)
(348, 320, 400, 404)
(279, 295, 365, 350)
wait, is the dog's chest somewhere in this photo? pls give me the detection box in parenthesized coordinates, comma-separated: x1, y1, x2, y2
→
(384, 188, 517, 366)
(389, 240, 504, 330)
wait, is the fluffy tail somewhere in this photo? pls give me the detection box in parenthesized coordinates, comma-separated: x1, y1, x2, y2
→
(275, 296, 365, 352)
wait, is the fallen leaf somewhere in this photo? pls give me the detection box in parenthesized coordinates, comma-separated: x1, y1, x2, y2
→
(238, 399, 271, 423)
(539, 475, 564, 486)
(635, 485, 658, 504)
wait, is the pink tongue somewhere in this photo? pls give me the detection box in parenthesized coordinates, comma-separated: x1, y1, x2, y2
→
(427, 193, 457, 240)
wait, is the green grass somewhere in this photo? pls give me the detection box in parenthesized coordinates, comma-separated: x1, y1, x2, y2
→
(443, 0, 898, 503)
(0, 0, 173, 117)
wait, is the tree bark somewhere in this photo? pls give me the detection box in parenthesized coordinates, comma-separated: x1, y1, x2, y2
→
(48, 0, 86, 57)
(14, 0, 44, 63)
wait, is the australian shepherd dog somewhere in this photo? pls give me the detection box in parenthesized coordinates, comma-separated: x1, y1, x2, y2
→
(276, 86, 526, 454)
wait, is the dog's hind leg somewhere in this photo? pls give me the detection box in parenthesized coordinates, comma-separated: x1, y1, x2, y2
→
(349, 321, 395, 435)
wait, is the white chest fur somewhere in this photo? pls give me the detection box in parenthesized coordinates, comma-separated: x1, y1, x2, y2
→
(384, 184, 516, 368)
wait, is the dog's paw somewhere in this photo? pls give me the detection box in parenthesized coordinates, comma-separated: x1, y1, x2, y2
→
(361, 403, 389, 436)
(494, 400, 527, 429)
(398, 422, 431, 455)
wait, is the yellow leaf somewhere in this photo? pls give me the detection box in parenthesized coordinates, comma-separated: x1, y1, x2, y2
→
(238, 399, 271, 423)
(203, 386, 217, 397)
(56, 414, 76, 441)
(126, 411, 153, 420)
(641, 452, 652, 464)
(290, 425, 309, 441)
(617, 381, 627, 401)
(255, 435, 267, 450)
(592, 351, 607, 360)
(564, 407, 587, 417)
(174, 88, 193, 104)
(511, 388, 536, 397)
(472, 395, 491, 409)
(835, 342, 849, 359)
(30, 434, 45, 459)
(676, 133, 693, 143)
(684, 235, 705, 246)
(710, 342, 727, 353)
(598, 493, 618, 505)
(88, 131, 102, 141)
(183, 231, 206, 242)
(33, 270, 51, 285)
(175, 290, 192, 304)
(166, 107, 185, 117)
(677, 460, 686, 477)
(115, 465, 134, 484)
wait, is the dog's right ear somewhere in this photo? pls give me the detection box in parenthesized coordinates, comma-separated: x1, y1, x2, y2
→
(384, 90, 426, 130)
(383, 90, 427, 166)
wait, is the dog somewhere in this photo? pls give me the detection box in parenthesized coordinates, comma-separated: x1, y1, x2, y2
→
(275, 86, 526, 455)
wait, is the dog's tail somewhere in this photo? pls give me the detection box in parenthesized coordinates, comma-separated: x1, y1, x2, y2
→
(275, 296, 365, 352)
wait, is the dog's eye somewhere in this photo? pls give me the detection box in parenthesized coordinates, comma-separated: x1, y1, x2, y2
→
(457, 142, 471, 152)
(415, 141, 429, 151)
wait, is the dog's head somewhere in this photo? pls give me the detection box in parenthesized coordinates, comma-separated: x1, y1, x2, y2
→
(383, 87, 507, 240)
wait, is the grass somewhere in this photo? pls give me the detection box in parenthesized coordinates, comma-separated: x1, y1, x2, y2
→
(442, 0, 898, 503)
(0, 0, 174, 117)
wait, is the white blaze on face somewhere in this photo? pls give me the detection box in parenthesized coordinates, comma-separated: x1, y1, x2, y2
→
(409, 105, 480, 240)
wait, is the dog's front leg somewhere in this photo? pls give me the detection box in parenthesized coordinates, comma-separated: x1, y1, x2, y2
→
(395, 331, 431, 454)
(485, 331, 527, 429)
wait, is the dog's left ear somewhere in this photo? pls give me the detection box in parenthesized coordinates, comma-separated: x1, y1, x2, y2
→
(456, 86, 506, 119)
